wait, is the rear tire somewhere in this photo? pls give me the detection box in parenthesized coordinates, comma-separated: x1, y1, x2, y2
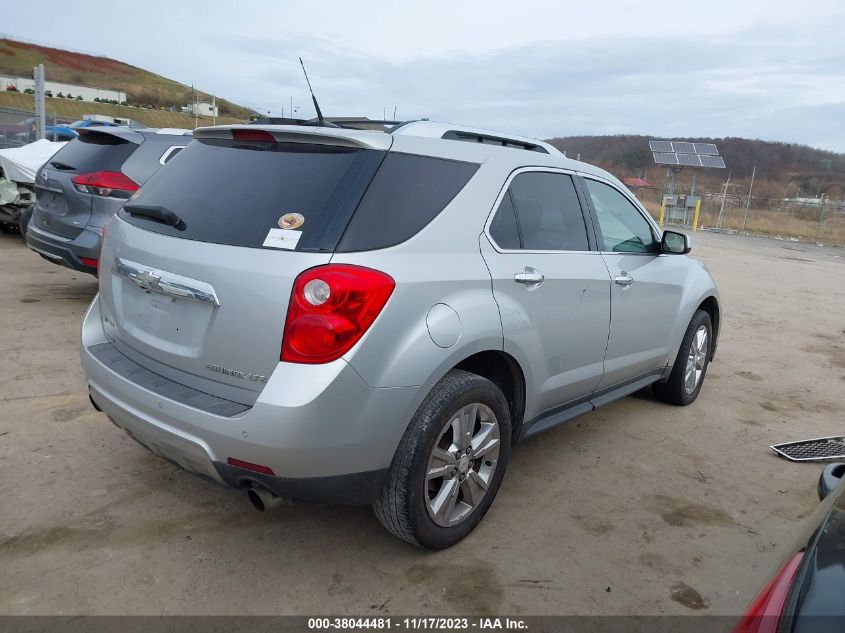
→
(653, 309, 712, 406)
(373, 369, 511, 549)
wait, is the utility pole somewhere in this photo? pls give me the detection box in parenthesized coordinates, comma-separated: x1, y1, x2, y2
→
(212, 95, 216, 126)
(717, 172, 731, 230)
(191, 85, 197, 129)
(33, 64, 46, 140)
(742, 165, 756, 233)
(816, 196, 827, 242)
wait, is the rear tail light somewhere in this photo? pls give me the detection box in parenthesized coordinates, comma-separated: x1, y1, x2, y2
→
(80, 257, 98, 271)
(733, 552, 804, 633)
(281, 264, 395, 364)
(71, 171, 139, 198)
(82, 223, 110, 277)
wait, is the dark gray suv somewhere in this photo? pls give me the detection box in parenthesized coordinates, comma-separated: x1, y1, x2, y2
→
(26, 127, 191, 275)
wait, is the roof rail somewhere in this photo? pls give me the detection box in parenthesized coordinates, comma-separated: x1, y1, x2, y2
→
(391, 121, 560, 155)
(441, 130, 549, 154)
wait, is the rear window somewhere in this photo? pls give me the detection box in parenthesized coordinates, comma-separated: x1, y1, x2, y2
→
(120, 138, 383, 251)
(49, 132, 138, 173)
(121, 138, 478, 253)
(337, 153, 479, 252)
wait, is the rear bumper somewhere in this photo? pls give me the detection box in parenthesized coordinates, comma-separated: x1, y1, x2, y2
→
(26, 222, 99, 275)
(213, 461, 387, 505)
(81, 295, 424, 504)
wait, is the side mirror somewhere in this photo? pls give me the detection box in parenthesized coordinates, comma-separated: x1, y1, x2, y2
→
(818, 463, 845, 500)
(661, 230, 691, 255)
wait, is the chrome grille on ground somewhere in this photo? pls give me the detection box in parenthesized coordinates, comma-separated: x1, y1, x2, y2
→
(771, 436, 845, 462)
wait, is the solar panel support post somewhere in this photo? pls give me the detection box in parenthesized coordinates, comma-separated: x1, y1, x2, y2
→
(692, 198, 701, 232)
(690, 172, 696, 197)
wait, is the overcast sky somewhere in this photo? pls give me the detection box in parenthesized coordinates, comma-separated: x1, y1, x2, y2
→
(6, 0, 845, 151)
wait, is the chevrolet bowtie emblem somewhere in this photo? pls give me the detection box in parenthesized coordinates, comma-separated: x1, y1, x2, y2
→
(135, 270, 162, 290)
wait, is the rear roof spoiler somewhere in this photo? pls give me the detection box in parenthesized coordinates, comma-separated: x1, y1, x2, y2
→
(193, 124, 392, 151)
(77, 126, 146, 144)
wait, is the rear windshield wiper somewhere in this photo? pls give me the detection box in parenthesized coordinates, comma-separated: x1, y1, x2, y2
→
(49, 161, 76, 170)
(124, 203, 186, 231)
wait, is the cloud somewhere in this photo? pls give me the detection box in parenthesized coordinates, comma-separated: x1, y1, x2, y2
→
(219, 25, 845, 151)
(6, 0, 845, 150)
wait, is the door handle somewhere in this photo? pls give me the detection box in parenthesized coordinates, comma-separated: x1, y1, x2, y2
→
(614, 272, 634, 286)
(514, 267, 544, 285)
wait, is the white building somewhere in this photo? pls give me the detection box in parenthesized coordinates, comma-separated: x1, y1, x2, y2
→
(0, 75, 126, 103)
(182, 101, 218, 117)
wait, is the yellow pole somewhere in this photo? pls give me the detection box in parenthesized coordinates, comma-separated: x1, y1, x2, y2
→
(658, 197, 667, 227)
(691, 198, 702, 232)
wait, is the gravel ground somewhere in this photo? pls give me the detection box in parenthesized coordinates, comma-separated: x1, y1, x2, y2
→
(0, 229, 842, 616)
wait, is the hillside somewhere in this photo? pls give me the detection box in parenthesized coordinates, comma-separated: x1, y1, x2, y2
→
(0, 38, 253, 119)
(546, 135, 845, 197)
(0, 92, 243, 129)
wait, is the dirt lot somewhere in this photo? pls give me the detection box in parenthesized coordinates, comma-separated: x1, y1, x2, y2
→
(1, 230, 843, 616)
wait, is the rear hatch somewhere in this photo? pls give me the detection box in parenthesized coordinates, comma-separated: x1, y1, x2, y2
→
(32, 128, 141, 239)
(97, 126, 391, 404)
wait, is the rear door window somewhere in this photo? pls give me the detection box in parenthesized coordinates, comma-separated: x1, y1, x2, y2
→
(336, 153, 479, 252)
(488, 192, 521, 249)
(487, 172, 590, 251)
(119, 138, 384, 252)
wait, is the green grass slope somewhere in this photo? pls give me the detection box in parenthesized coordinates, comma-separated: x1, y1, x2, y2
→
(0, 92, 244, 129)
(0, 38, 253, 119)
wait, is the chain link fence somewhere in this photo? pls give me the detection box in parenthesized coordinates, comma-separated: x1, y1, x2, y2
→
(635, 187, 845, 247)
(0, 105, 74, 149)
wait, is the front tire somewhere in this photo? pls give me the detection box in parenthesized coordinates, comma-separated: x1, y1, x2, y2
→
(653, 309, 712, 406)
(373, 369, 511, 549)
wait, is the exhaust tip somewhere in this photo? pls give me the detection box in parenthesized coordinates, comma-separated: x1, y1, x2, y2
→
(247, 488, 266, 512)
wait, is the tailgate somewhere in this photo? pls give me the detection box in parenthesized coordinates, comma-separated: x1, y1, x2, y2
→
(98, 219, 331, 402)
(95, 129, 388, 403)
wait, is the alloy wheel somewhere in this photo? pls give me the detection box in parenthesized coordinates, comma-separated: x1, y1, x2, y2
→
(684, 325, 709, 394)
(424, 403, 501, 527)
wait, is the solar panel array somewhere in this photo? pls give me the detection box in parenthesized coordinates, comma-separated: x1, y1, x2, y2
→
(649, 139, 725, 168)
(653, 153, 678, 165)
(700, 155, 727, 168)
(649, 140, 674, 153)
(648, 140, 720, 155)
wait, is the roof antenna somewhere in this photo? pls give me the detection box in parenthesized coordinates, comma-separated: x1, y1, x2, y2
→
(299, 57, 335, 127)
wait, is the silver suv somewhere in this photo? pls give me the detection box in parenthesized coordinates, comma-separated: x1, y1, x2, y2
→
(81, 121, 720, 549)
